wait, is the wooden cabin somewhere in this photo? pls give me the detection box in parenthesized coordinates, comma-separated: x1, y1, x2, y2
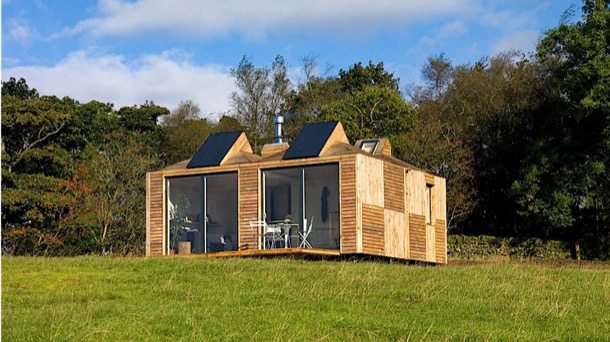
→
(146, 120, 447, 263)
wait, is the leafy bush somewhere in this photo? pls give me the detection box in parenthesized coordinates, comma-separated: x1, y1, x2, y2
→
(448, 234, 570, 259)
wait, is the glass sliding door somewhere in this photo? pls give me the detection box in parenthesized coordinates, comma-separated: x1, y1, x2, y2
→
(167, 172, 238, 254)
(262, 163, 340, 250)
(304, 164, 340, 249)
(205, 173, 238, 252)
(263, 167, 303, 248)
(167, 176, 204, 254)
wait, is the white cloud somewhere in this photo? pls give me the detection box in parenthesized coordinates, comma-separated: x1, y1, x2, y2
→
(2, 57, 21, 66)
(57, 0, 473, 39)
(492, 30, 539, 54)
(2, 50, 236, 117)
(5, 20, 38, 46)
(438, 20, 467, 38)
(481, 10, 534, 31)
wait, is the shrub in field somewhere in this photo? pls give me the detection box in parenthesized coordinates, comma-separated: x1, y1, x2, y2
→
(448, 234, 570, 259)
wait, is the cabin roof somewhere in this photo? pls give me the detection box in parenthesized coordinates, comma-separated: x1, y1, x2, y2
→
(162, 121, 432, 175)
(186, 131, 242, 168)
(283, 121, 339, 160)
(164, 141, 425, 173)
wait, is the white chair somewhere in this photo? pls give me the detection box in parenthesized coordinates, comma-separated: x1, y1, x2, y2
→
(264, 222, 284, 249)
(249, 220, 283, 249)
(299, 216, 314, 248)
(249, 221, 265, 249)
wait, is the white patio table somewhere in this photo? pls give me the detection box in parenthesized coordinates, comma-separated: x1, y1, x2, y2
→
(270, 221, 300, 248)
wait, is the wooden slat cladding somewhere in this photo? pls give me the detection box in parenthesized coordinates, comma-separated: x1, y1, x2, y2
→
(384, 163, 404, 212)
(409, 213, 426, 260)
(150, 136, 448, 263)
(340, 157, 357, 253)
(362, 204, 384, 255)
(426, 225, 436, 262)
(147, 172, 165, 256)
(238, 166, 259, 250)
(435, 219, 447, 263)
(380, 141, 392, 156)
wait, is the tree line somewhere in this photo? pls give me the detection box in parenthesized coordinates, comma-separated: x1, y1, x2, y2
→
(2, 0, 608, 258)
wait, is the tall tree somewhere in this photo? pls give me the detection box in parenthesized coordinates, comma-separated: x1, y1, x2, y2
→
(161, 101, 215, 165)
(403, 52, 553, 236)
(1, 77, 39, 99)
(117, 101, 169, 153)
(412, 53, 454, 101)
(1, 79, 80, 255)
(338, 61, 399, 94)
(321, 61, 413, 143)
(321, 85, 416, 143)
(1, 78, 171, 256)
(160, 99, 201, 128)
(71, 132, 161, 255)
(284, 57, 343, 141)
(512, 0, 610, 258)
(230, 55, 291, 151)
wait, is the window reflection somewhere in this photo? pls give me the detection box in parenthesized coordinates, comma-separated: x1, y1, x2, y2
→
(167, 173, 238, 254)
(263, 163, 340, 250)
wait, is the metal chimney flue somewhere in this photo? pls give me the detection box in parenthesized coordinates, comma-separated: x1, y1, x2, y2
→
(273, 114, 284, 144)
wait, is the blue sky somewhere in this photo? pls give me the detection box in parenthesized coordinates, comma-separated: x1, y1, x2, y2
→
(2, 0, 579, 118)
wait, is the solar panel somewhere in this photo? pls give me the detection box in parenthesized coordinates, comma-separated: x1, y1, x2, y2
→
(186, 131, 242, 168)
(283, 121, 338, 160)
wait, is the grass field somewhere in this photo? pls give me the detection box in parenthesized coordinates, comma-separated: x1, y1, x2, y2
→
(2, 257, 610, 341)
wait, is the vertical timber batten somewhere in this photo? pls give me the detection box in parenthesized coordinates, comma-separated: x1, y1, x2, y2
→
(340, 156, 357, 253)
(146, 173, 150, 256)
(407, 170, 427, 261)
(404, 170, 410, 259)
(147, 171, 165, 256)
(434, 176, 447, 263)
(238, 165, 259, 250)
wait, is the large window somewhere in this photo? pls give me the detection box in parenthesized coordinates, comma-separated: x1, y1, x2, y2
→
(304, 164, 340, 249)
(263, 167, 303, 231)
(263, 164, 340, 249)
(167, 172, 238, 254)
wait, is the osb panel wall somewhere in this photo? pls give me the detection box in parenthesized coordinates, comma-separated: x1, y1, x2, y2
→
(384, 209, 407, 258)
(425, 174, 435, 185)
(435, 219, 447, 263)
(357, 154, 384, 207)
(362, 204, 384, 255)
(434, 177, 447, 223)
(238, 166, 259, 250)
(147, 172, 165, 256)
(340, 157, 357, 253)
(406, 170, 426, 216)
(409, 213, 426, 260)
(384, 162, 404, 212)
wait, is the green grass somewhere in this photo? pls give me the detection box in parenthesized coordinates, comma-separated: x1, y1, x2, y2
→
(3, 257, 610, 341)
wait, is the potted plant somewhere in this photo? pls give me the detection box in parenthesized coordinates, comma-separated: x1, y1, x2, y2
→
(169, 194, 192, 254)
